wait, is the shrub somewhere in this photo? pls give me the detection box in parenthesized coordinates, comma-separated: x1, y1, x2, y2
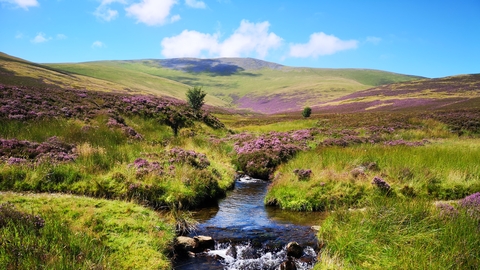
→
(302, 107, 312, 118)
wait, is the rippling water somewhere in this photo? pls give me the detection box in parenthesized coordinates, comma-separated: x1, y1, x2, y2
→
(173, 177, 326, 270)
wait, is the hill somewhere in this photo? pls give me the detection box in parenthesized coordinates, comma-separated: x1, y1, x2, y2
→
(6, 52, 478, 114)
(45, 57, 421, 113)
(313, 74, 480, 113)
(0, 52, 227, 107)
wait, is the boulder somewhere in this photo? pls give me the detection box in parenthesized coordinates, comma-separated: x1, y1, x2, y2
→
(174, 235, 215, 254)
(194, 235, 215, 251)
(175, 236, 196, 255)
(286, 242, 303, 258)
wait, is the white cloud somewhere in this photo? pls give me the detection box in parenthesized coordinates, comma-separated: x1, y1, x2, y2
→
(126, 0, 178, 26)
(31, 32, 51, 43)
(161, 20, 282, 59)
(185, 0, 206, 9)
(94, 0, 125, 21)
(95, 7, 119, 21)
(366, 36, 382, 45)
(219, 20, 282, 58)
(289, 32, 358, 58)
(92, 41, 106, 48)
(161, 30, 219, 58)
(1, 0, 39, 10)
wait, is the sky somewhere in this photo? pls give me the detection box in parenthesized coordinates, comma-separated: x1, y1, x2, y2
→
(0, 0, 479, 78)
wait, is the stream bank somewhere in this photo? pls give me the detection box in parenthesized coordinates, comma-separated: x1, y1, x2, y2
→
(172, 176, 326, 269)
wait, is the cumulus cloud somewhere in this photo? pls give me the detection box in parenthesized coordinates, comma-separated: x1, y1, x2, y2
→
(185, 0, 206, 9)
(161, 20, 282, 58)
(1, 0, 39, 10)
(31, 32, 51, 43)
(161, 30, 219, 58)
(289, 32, 358, 58)
(219, 20, 282, 58)
(126, 0, 179, 26)
(92, 41, 106, 48)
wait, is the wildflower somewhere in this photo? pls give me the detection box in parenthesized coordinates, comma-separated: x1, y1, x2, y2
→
(372, 176, 391, 192)
(459, 192, 480, 219)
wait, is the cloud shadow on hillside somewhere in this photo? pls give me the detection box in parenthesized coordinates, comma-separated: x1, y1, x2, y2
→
(158, 59, 260, 76)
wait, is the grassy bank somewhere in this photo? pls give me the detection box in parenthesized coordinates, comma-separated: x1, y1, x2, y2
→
(0, 192, 175, 269)
(266, 139, 480, 211)
(315, 195, 480, 269)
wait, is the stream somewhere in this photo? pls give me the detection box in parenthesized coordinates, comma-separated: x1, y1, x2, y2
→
(173, 176, 326, 270)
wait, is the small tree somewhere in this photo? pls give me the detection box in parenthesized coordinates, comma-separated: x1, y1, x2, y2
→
(302, 107, 312, 118)
(163, 111, 191, 137)
(186, 86, 206, 111)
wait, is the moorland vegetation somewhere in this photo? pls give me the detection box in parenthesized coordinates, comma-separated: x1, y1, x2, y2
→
(0, 52, 479, 269)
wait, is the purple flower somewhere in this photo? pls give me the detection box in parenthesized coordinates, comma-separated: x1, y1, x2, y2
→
(459, 192, 480, 219)
(372, 176, 391, 192)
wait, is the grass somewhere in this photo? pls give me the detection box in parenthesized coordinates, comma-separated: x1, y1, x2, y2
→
(266, 139, 480, 211)
(315, 196, 480, 269)
(0, 114, 236, 209)
(0, 192, 175, 269)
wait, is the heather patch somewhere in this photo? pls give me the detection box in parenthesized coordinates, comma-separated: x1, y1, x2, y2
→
(0, 136, 76, 164)
(0, 84, 225, 134)
(459, 192, 480, 219)
(231, 129, 316, 179)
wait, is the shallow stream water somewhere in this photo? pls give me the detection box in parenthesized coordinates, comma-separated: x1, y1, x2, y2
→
(172, 176, 326, 270)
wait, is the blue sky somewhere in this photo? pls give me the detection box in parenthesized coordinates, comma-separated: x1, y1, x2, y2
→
(0, 0, 479, 78)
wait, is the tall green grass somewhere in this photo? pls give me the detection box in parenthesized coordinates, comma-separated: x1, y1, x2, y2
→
(0, 193, 175, 269)
(316, 196, 480, 269)
(266, 140, 480, 211)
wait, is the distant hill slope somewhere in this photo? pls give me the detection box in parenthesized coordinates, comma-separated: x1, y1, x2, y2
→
(313, 74, 480, 113)
(0, 52, 227, 107)
(46, 57, 422, 113)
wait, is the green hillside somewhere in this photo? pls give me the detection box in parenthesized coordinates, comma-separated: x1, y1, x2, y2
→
(1, 52, 423, 113)
(46, 58, 422, 113)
